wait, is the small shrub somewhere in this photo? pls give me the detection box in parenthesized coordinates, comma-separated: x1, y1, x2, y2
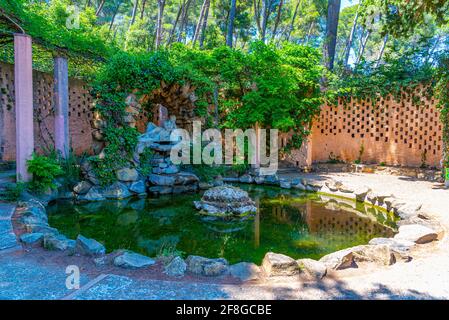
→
(27, 153, 63, 193)
(379, 162, 386, 166)
(0, 182, 27, 202)
(138, 147, 155, 176)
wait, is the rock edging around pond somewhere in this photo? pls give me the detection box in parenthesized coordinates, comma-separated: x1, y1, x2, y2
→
(12, 174, 443, 283)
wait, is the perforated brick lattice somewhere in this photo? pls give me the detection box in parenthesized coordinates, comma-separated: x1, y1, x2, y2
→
(312, 85, 443, 167)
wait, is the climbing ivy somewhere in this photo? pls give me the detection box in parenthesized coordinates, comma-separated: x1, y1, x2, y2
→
(435, 55, 449, 169)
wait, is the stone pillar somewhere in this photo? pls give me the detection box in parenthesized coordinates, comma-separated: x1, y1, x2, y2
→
(14, 34, 34, 182)
(53, 56, 69, 157)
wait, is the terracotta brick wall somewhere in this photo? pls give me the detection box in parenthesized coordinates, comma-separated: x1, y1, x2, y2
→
(0, 62, 95, 161)
(311, 85, 443, 168)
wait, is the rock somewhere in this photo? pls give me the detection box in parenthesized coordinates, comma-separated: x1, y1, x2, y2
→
(199, 182, 213, 190)
(396, 203, 422, 220)
(394, 224, 438, 244)
(164, 256, 187, 277)
(185, 255, 229, 276)
(76, 235, 106, 256)
(174, 172, 200, 185)
(325, 180, 343, 192)
(20, 232, 44, 246)
(129, 180, 146, 194)
(43, 234, 76, 252)
(163, 165, 179, 174)
(25, 224, 59, 235)
(350, 244, 396, 266)
(103, 182, 132, 199)
(262, 252, 299, 276)
(353, 186, 371, 202)
(114, 252, 156, 269)
(264, 174, 279, 185)
(116, 168, 139, 182)
(73, 181, 92, 194)
(78, 186, 106, 202)
(280, 180, 291, 189)
(239, 174, 254, 184)
(20, 200, 48, 224)
(254, 176, 265, 184)
(297, 258, 327, 279)
(319, 248, 354, 270)
(194, 185, 257, 217)
(148, 174, 176, 186)
(369, 237, 415, 253)
(229, 262, 261, 281)
(292, 182, 306, 190)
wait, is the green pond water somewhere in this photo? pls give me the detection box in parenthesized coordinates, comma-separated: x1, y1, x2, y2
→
(47, 185, 397, 264)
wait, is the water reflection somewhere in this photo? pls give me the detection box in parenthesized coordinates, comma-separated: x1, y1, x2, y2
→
(47, 185, 396, 264)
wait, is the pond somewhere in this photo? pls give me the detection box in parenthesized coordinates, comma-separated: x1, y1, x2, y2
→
(47, 185, 397, 264)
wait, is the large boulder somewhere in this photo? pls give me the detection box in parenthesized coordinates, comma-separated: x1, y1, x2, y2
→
(75, 235, 106, 256)
(369, 237, 415, 253)
(262, 252, 299, 276)
(185, 255, 229, 276)
(116, 168, 139, 182)
(73, 181, 92, 194)
(229, 262, 261, 281)
(148, 174, 176, 186)
(394, 224, 438, 244)
(129, 180, 146, 194)
(20, 232, 44, 246)
(113, 251, 156, 269)
(297, 258, 327, 279)
(164, 256, 187, 277)
(319, 248, 354, 270)
(193, 185, 257, 217)
(350, 244, 396, 266)
(102, 182, 132, 199)
(77, 186, 106, 202)
(43, 234, 76, 252)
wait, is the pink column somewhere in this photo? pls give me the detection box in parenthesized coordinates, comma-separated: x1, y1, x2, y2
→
(54, 56, 69, 157)
(14, 34, 34, 182)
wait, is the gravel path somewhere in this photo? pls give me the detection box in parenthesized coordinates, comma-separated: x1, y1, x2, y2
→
(0, 172, 448, 300)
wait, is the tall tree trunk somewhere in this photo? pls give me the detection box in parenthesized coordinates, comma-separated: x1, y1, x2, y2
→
(199, 0, 210, 48)
(261, 0, 274, 42)
(324, 0, 341, 70)
(375, 34, 388, 68)
(95, 0, 105, 16)
(355, 29, 370, 65)
(305, 21, 314, 44)
(140, 0, 147, 19)
(342, 8, 359, 67)
(286, 0, 300, 41)
(253, 0, 262, 35)
(130, 0, 139, 27)
(226, 0, 237, 47)
(193, 0, 209, 46)
(178, 0, 193, 42)
(272, 0, 284, 41)
(168, 2, 184, 45)
(156, 0, 166, 49)
(109, 1, 123, 31)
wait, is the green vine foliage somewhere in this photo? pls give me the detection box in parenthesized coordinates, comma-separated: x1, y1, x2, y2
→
(26, 153, 63, 193)
(90, 42, 323, 184)
(435, 55, 449, 168)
